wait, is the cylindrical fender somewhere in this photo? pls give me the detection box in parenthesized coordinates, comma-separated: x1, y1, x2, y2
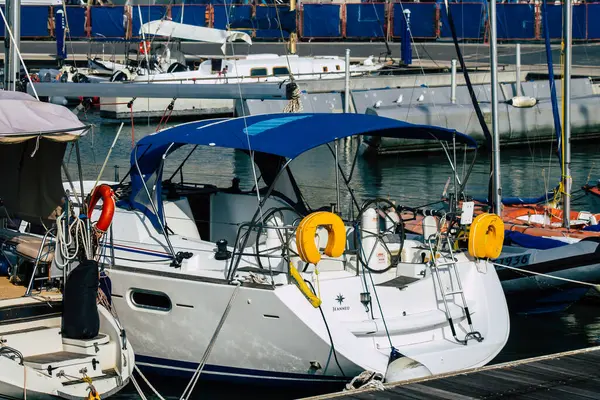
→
(468, 213, 504, 259)
(88, 184, 116, 232)
(296, 211, 346, 265)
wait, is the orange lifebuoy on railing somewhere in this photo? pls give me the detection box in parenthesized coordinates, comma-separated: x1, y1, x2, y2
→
(138, 40, 151, 55)
(88, 184, 116, 232)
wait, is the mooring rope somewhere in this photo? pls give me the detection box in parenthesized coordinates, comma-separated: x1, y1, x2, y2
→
(180, 282, 242, 400)
(492, 262, 600, 291)
(134, 365, 166, 400)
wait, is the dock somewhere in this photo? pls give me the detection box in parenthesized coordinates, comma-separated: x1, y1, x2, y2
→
(307, 346, 600, 399)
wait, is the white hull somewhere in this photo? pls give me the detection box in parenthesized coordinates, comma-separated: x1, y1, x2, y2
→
(0, 296, 135, 399)
(97, 54, 382, 119)
(106, 257, 508, 383)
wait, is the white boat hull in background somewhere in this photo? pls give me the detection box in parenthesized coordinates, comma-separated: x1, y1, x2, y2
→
(0, 297, 135, 399)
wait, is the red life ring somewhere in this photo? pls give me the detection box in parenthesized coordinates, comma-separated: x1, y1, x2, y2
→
(138, 40, 151, 55)
(88, 184, 115, 232)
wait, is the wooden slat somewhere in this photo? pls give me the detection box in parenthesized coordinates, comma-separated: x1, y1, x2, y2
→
(305, 347, 600, 400)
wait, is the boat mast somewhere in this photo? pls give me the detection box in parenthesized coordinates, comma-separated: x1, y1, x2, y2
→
(489, 0, 502, 215)
(562, 0, 572, 227)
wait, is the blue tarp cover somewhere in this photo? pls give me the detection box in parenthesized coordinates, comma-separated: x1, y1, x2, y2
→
(505, 230, 568, 250)
(170, 5, 207, 27)
(132, 6, 167, 37)
(128, 114, 476, 230)
(496, 4, 535, 40)
(21, 6, 49, 37)
(302, 4, 341, 38)
(584, 224, 600, 232)
(474, 191, 554, 206)
(65, 6, 87, 38)
(91, 7, 125, 38)
(346, 3, 386, 38)
(589, 4, 600, 39)
(543, 4, 586, 39)
(440, 3, 485, 39)
(213, 5, 252, 30)
(393, 3, 436, 38)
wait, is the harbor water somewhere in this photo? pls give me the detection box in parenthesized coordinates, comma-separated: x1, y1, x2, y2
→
(68, 117, 600, 399)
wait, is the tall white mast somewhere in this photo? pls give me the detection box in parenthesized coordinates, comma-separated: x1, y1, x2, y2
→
(490, 0, 502, 214)
(562, 0, 572, 227)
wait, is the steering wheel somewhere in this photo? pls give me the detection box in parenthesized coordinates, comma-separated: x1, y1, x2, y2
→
(253, 207, 303, 270)
(355, 198, 405, 273)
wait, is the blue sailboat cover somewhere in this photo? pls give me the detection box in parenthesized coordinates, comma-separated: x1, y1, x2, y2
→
(127, 113, 477, 231)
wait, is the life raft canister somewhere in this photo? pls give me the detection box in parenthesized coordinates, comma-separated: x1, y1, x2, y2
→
(468, 213, 504, 259)
(88, 184, 116, 232)
(138, 40, 151, 55)
(295, 211, 346, 265)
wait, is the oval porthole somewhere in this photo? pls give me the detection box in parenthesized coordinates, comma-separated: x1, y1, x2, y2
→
(130, 289, 172, 312)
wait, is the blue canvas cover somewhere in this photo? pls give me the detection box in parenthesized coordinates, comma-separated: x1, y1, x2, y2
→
(171, 5, 207, 26)
(496, 4, 535, 40)
(589, 4, 600, 39)
(91, 6, 126, 38)
(346, 3, 385, 38)
(132, 6, 167, 38)
(542, 4, 586, 40)
(65, 6, 87, 38)
(504, 230, 568, 250)
(392, 3, 436, 39)
(302, 4, 341, 38)
(213, 5, 252, 30)
(21, 6, 49, 37)
(127, 114, 476, 231)
(440, 3, 485, 39)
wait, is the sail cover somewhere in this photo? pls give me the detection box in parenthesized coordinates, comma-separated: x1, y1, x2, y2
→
(0, 91, 87, 223)
(140, 20, 252, 54)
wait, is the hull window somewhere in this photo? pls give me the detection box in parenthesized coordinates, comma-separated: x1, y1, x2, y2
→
(273, 66, 289, 76)
(250, 67, 268, 77)
(130, 289, 172, 312)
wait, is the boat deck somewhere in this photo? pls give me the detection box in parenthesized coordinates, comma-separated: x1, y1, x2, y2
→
(307, 346, 600, 399)
(0, 276, 26, 300)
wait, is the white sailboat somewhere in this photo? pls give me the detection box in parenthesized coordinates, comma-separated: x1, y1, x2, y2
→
(92, 20, 383, 119)
(0, 91, 135, 399)
(46, 113, 509, 388)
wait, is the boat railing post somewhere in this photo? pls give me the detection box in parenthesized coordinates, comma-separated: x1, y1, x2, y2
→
(114, 165, 120, 182)
(451, 59, 457, 104)
(516, 43, 521, 97)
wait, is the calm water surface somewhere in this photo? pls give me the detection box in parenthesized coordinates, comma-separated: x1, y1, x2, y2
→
(67, 116, 600, 399)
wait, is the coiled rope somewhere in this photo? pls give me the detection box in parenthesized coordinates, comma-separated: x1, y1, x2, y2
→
(283, 82, 303, 113)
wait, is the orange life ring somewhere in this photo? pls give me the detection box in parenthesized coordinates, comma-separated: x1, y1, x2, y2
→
(138, 40, 151, 55)
(88, 184, 115, 232)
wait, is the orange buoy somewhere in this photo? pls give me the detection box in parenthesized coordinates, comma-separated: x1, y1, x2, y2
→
(88, 184, 116, 232)
(138, 40, 151, 55)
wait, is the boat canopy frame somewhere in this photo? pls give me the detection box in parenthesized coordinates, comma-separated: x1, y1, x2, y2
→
(124, 113, 477, 234)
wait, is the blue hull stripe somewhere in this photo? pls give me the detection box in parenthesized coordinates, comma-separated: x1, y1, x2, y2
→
(136, 355, 349, 384)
